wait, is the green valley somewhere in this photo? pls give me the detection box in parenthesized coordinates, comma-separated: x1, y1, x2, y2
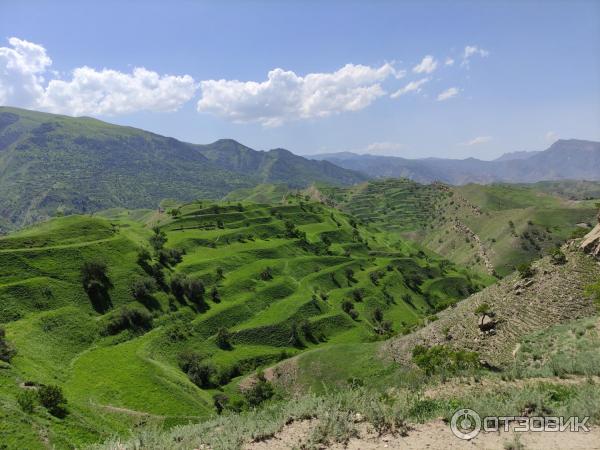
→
(0, 196, 490, 447)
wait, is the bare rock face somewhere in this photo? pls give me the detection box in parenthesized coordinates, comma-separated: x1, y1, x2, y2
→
(581, 210, 600, 259)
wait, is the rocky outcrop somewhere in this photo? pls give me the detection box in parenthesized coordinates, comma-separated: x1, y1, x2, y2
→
(580, 210, 600, 259)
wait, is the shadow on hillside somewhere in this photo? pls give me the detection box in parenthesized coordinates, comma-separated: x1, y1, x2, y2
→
(137, 294, 162, 311)
(87, 289, 113, 314)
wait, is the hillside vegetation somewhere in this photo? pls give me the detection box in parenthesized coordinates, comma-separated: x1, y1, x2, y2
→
(0, 107, 365, 232)
(0, 195, 490, 448)
(319, 178, 598, 276)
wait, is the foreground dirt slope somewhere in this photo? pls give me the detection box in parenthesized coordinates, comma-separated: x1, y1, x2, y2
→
(384, 243, 600, 368)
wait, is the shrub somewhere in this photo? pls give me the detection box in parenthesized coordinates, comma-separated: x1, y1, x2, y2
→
(170, 273, 188, 300)
(341, 300, 354, 314)
(149, 227, 167, 252)
(17, 390, 37, 413)
(260, 267, 274, 281)
(81, 260, 111, 292)
(185, 278, 205, 306)
(412, 345, 479, 377)
(38, 385, 67, 417)
(549, 247, 567, 265)
(0, 327, 16, 362)
(179, 352, 216, 388)
(213, 393, 229, 414)
(216, 328, 232, 350)
(130, 277, 157, 300)
(474, 303, 491, 317)
(103, 306, 153, 336)
(243, 372, 274, 407)
(211, 287, 221, 303)
(289, 322, 304, 348)
(517, 262, 534, 278)
(158, 247, 184, 266)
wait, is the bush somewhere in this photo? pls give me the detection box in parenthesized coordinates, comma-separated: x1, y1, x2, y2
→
(260, 267, 274, 281)
(170, 273, 188, 300)
(412, 345, 479, 377)
(103, 306, 153, 336)
(130, 277, 157, 300)
(216, 328, 232, 350)
(179, 351, 216, 388)
(213, 393, 229, 414)
(549, 247, 567, 265)
(38, 385, 67, 417)
(158, 247, 184, 267)
(17, 390, 37, 413)
(185, 278, 206, 307)
(0, 327, 16, 362)
(517, 262, 534, 278)
(243, 372, 274, 407)
(149, 227, 167, 252)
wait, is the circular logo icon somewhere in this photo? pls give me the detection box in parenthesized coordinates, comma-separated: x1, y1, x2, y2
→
(450, 408, 481, 440)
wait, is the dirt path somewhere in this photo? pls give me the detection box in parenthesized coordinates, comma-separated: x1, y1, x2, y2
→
(246, 419, 600, 450)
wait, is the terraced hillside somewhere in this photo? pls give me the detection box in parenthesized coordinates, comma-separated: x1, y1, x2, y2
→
(0, 196, 490, 448)
(321, 179, 599, 276)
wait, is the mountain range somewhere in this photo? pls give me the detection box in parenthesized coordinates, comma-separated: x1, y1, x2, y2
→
(310, 139, 600, 184)
(0, 107, 364, 231)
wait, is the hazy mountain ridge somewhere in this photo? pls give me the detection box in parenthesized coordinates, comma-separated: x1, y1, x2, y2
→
(311, 139, 600, 184)
(0, 107, 365, 231)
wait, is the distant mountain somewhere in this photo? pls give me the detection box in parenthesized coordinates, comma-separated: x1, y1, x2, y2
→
(0, 107, 365, 231)
(494, 150, 542, 161)
(311, 139, 600, 185)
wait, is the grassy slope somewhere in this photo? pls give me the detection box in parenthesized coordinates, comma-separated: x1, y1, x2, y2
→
(321, 178, 598, 276)
(0, 196, 490, 448)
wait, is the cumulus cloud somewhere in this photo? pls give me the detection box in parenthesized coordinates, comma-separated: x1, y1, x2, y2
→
(437, 87, 459, 101)
(412, 55, 438, 74)
(0, 37, 51, 107)
(0, 37, 196, 115)
(40, 67, 196, 115)
(462, 45, 489, 66)
(197, 63, 396, 126)
(390, 77, 429, 99)
(460, 136, 492, 146)
(445, 57, 455, 66)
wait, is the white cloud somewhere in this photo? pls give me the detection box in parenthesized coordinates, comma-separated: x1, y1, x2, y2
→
(460, 136, 492, 146)
(362, 141, 404, 156)
(197, 63, 396, 126)
(0, 37, 51, 107)
(462, 45, 489, 66)
(545, 131, 559, 142)
(445, 57, 455, 66)
(437, 87, 459, 101)
(40, 67, 197, 115)
(412, 55, 438, 74)
(0, 37, 196, 115)
(390, 77, 429, 99)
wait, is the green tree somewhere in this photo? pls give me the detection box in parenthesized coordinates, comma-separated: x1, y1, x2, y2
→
(216, 327, 232, 350)
(38, 385, 67, 417)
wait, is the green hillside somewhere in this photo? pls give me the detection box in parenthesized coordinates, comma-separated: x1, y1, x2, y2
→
(0, 107, 365, 232)
(0, 196, 490, 448)
(321, 178, 599, 276)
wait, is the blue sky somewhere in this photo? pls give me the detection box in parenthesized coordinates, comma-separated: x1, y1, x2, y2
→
(1, 0, 599, 159)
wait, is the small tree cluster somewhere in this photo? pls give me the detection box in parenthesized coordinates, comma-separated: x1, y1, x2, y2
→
(38, 384, 68, 417)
